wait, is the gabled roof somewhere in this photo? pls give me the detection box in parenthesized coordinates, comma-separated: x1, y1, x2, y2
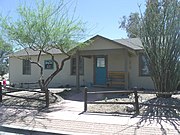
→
(10, 35, 144, 57)
(89, 35, 143, 51)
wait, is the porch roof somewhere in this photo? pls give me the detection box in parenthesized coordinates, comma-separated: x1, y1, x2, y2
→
(81, 35, 143, 51)
(114, 38, 143, 50)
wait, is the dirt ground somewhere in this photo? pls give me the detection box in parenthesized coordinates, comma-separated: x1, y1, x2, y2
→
(88, 93, 180, 117)
(1, 88, 180, 118)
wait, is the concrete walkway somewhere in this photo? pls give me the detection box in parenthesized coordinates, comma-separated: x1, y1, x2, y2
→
(0, 95, 180, 135)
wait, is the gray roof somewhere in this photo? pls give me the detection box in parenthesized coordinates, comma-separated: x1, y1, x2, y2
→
(9, 48, 62, 57)
(114, 38, 143, 50)
(10, 36, 143, 57)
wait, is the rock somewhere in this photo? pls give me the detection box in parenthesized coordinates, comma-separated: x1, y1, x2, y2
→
(125, 104, 135, 112)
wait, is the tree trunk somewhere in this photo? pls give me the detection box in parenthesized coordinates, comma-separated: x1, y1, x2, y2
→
(45, 87, 49, 107)
(39, 79, 49, 107)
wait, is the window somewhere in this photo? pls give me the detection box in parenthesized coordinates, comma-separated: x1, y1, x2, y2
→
(139, 53, 150, 76)
(44, 60, 54, 69)
(96, 57, 105, 67)
(22, 59, 31, 75)
(71, 57, 84, 75)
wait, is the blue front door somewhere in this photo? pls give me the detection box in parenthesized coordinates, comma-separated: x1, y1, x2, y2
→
(95, 56, 107, 85)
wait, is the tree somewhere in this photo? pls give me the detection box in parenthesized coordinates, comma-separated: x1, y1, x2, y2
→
(119, 0, 179, 97)
(0, 0, 87, 106)
(140, 0, 180, 97)
(119, 12, 140, 38)
(0, 36, 13, 78)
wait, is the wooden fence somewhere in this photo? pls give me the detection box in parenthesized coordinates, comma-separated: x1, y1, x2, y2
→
(0, 82, 46, 103)
(83, 87, 180, 115)
(84, 87, 139, 114)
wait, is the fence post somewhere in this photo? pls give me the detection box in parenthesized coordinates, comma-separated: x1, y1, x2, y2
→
(84, 87, 88, 112)
(0, 82, 2, 102)
(134, 88, 139, 115)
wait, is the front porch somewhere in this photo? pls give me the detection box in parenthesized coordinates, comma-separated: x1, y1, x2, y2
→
(75, 48, 132, 90)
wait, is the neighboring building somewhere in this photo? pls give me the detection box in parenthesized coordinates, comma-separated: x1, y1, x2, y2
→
(9, 35, 154, 89)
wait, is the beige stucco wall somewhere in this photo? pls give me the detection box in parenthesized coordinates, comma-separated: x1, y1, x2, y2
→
(9, 50, 154, 89)
(9, 54, 94, 87)
(81, 37, 123, 51)
(128, 53, 154, 89)
(108, 50, 126, 71)
(9, 57, 40, 85)
(80, 49, 126, 71)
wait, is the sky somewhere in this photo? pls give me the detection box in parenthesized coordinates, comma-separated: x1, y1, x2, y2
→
(0, 0, 146, 40)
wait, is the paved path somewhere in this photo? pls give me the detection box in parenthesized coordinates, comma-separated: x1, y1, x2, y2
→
(1, 117, 179, 135)
(0, 94, 180, 135)
(0, 110, 179, 135)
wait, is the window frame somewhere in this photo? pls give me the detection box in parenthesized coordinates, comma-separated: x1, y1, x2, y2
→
(71, 57, 84, 75)
(22, 59, 31, 75)
(96, 57, 105, 68)
(139, 53, 150, 76)
(44, 60, 54, 70)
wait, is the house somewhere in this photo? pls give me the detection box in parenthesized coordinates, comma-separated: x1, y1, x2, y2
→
(9, 35, 154, 89)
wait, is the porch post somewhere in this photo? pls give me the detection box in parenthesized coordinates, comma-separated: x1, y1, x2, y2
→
(76, 50, 80, 90)
(124, 49, 129, 89)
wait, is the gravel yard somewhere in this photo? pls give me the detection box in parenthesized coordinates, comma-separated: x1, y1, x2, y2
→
(1, 91, 63, 109)
(88, 93, 180, 117)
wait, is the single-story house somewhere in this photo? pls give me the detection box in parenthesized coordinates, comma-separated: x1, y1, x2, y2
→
(9, 35, 154, 89)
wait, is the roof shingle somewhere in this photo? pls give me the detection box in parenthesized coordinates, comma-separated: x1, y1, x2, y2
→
(114, 38, 143, 50)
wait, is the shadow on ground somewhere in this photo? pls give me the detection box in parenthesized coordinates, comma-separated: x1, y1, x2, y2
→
(0, 91, 63, 128)
(134, 97, 180, 135)
(59, 88, 129, 102)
